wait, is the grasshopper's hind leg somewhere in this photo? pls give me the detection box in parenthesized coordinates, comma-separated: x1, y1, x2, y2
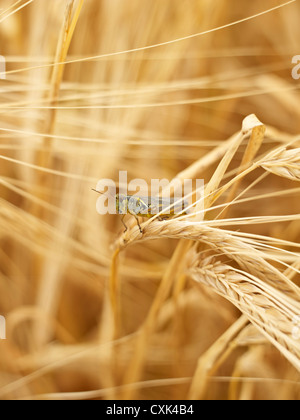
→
(134, 215, 143, 234)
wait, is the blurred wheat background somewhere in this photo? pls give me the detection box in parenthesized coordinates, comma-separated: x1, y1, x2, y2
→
(0, 0, 300, 400)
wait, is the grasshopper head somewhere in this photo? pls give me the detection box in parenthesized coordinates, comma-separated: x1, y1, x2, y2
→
(116, 194, 127, 214)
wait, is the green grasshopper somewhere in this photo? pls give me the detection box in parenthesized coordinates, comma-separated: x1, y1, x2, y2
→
(93, 189, 190, 233)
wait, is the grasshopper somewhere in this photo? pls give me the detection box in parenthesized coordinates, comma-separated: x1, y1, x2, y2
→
(93, 189, 190, 233)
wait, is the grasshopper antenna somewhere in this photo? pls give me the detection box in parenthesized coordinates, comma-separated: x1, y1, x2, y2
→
(92, 188, 116, 198)
(92, 188, 104, 194)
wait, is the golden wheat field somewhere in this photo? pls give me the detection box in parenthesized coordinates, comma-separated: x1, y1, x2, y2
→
(0, 0, 300, 401)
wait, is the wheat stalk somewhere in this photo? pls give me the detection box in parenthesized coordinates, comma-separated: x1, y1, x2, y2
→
(189, 258, 300, 372)
(116, 220, 300, 301)
(259, 147, 300, 181)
